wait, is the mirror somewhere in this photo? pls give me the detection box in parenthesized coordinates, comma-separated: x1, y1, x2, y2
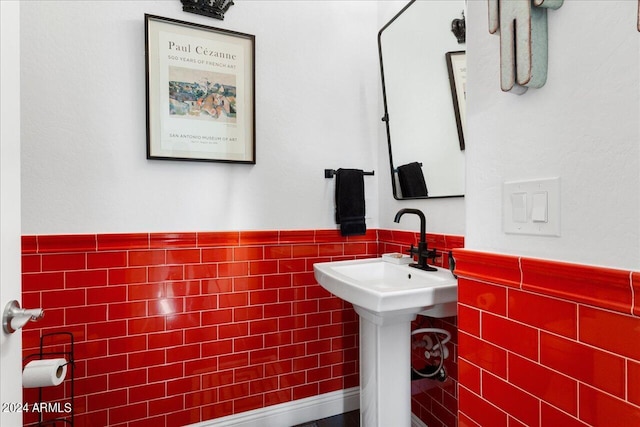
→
(379, 0, 466, 199)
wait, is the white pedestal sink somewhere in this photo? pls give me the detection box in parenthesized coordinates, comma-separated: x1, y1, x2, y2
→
(313, 257, 457, 427)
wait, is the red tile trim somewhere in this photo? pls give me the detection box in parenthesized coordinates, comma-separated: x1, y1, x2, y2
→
(376, 229, 393, 243)
(347, 229, 378, 242)
(314, 229, 343, 243)
(455, 249, 637, 317)
(97, 233, 150, 251)
(444, 235, 465, 250)
(197, 231, 240, 247)
(239, 230, 279, 246)
(37, 234, 97, 253)
(150, 232, 197, 249)
(278, 230, 316, 243)
(521, 258, 632, 315)
(21, 235, 38, 254)
(631, 272, 640, 316)
(452, 249, 521, 288)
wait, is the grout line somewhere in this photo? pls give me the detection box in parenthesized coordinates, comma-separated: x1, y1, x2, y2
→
(538, 398, 542, 427)
(629, 271, 635, 316)
(537, 328, 541, 364)
(576, 303, 580, 343)
(626, 358, 629, 403)
(518, 256, 523, 290)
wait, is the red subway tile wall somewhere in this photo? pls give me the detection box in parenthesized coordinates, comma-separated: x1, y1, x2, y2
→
(21, 230, 376, 427)
(21, 229, 462, 427)
(379, 230, 464, 427)
(455, 248, 640, 427)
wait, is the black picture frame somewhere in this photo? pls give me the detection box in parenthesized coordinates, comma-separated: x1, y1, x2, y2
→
(145, 14, 256, 163)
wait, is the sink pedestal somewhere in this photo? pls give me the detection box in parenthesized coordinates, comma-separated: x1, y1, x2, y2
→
(355, 306, 417, 427)
(313, 258, 458, 427)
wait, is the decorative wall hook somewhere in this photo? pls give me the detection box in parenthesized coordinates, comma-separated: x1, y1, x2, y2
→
(451, 11, 466, 44)
(181, 0, 234, 21)
(488, 0, 564, 94)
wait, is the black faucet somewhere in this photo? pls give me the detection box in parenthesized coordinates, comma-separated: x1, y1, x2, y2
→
(393, 208, 438, 271)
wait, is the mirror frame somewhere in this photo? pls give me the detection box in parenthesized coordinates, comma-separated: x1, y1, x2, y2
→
(378, 0, 465, 200)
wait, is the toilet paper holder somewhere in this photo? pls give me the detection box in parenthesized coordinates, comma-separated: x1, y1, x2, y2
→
(3, 300, 44, 334)
(24, 331, 75, 426)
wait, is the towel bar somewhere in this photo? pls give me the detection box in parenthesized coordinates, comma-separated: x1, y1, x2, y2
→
(324, 169, 375, 178)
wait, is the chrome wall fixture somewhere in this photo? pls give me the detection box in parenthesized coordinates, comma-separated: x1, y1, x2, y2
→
(488, 0, 564, 94)
(3, 300, 44, 334)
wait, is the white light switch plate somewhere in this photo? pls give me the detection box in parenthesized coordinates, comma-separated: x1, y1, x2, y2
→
(502, 178, 560, 236)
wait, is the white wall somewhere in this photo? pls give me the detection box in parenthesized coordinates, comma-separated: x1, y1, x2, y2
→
(465, 0, 640, 269)
(20, 1, 381, 234)
(20, 0, 468, 238)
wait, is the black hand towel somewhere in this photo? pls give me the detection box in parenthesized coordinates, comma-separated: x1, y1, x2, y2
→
(334, 168, 366, 236)
(397, 162, 428, 197)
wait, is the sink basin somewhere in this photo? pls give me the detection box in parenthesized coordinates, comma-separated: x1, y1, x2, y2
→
(313, 257, 457, 318)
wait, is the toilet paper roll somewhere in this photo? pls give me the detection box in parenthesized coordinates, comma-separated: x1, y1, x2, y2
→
(22, 358, 68, 388)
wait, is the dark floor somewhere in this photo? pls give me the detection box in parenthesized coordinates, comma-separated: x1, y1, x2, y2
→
(292, 410, 360, 427)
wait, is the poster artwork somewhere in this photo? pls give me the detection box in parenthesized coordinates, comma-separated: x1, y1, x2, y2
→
(146, 15, 255, 163)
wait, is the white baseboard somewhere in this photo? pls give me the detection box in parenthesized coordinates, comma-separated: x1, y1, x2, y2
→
(411, 413, 429, 427)
(187, 387, 431, 427)
(188, 387, 360, 427)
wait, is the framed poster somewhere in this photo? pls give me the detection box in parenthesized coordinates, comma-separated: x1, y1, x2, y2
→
(145, 14, 255, 163)
(445, 51, 466, 151)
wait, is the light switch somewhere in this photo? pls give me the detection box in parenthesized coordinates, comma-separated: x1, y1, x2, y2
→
(532, 191, 548, 222)
(511, 192, 527, 223)
(502, 177, 560, 236)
